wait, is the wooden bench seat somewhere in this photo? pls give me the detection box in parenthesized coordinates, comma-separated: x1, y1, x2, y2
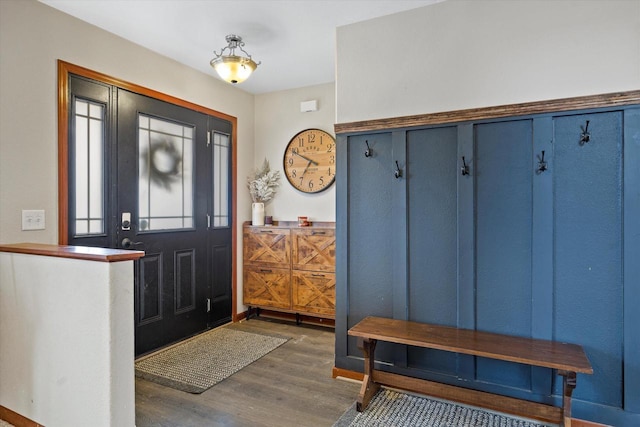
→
(348, 316, 593, 427)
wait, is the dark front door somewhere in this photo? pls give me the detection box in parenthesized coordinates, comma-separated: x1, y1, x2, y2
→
(66, 74, 233, 356)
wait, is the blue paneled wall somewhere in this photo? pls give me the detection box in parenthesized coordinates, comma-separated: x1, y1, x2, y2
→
(335, 104, 640, 426)
(553, 112, 624, 409)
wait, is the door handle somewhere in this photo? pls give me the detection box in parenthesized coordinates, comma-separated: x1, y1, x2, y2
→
(121, 238, 144, 249)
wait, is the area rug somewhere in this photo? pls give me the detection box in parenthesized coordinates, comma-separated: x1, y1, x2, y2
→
(135, 327, 288, 393)
(333, 389, 553, 427)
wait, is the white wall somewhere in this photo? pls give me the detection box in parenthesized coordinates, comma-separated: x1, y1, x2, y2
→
(254, 83, 336, 222)
(0, 252, 136, 426)
(336, 0, 640, 123)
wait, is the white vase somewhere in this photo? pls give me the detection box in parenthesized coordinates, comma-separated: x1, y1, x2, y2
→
(252, 202, 265, 226)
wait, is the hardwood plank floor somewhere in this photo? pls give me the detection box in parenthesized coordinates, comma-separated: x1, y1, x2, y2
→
(135, 318, 360, 427)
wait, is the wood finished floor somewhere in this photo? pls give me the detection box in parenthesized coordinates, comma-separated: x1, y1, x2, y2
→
(135, 318, 360, 427)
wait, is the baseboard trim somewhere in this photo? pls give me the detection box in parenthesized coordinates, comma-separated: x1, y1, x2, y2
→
(0, 406, 44, 427)
(570, 419, 613, 427)
(235, 310, 248, 321)
(332, 366, 364, 381)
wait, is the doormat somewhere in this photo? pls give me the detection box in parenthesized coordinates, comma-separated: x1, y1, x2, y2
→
(333, 389, 553, 427)
(135, 327, 288, 394)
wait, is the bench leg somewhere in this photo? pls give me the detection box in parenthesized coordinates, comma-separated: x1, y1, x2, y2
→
(559, 370, 576, 427)
(356, 338, 380, 412)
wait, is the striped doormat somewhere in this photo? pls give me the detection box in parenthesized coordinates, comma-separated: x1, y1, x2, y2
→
(135, 326, 288, 393)
(334, 389, 553, 427)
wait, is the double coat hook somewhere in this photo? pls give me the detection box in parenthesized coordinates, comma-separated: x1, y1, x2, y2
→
(364, 140, 372, 157)
(460, 156, 470, 176)
(580, 120, 591, 145)
(536, 150, 548, 174)
(394, 161, 402, 178)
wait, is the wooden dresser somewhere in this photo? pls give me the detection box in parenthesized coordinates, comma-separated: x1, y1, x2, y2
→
(243, 221, 336, 320)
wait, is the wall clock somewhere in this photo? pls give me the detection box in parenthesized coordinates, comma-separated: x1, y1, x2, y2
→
(283, 128, 336, 193)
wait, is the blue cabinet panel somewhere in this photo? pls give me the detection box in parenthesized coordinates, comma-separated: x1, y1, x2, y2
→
(475, 120, 534, 390)
(406, 126, 458, 375)
(623, 108, 640, 414)
(553, 112, 624, 407)
(345, 133, 396, 361)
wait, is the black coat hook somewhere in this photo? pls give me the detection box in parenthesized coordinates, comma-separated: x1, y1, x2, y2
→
(364, 140, 372, 157)
(394, 160, 402, 178)
(536, 150, 547, 174)
(461, 156, 470, 176)
(580, 120, 590, 145)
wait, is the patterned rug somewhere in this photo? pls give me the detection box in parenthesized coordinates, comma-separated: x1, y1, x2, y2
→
(135, 327, 288, 393)
(333, 389, 553, 427)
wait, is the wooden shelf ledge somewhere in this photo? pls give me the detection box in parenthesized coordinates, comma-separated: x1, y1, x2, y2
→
(0, 243, 144, 262)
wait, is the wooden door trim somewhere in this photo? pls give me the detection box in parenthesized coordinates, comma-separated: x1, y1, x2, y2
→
(57, 60, 238, 321)
(334, 90, 640, 134)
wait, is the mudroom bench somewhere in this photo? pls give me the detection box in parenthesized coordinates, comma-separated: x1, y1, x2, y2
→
(348, 316, 593, 427)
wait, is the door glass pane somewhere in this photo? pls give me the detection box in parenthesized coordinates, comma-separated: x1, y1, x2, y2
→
(212, 132, 230, 227)
(138, 114, 194, 231)
(74, 99, 104, 235)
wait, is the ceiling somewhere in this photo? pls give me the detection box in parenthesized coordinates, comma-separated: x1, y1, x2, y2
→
(40, 0, 444, 94)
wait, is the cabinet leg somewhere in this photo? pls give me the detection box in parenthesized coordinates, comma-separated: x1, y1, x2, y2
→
(296, 313, 301, 325)
(246, 306, 260, 320)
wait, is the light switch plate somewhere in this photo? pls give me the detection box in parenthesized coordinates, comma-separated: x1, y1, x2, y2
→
(22, 209, 45, 230)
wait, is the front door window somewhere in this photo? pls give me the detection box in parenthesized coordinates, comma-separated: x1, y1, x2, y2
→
(138, 114, 194, 231)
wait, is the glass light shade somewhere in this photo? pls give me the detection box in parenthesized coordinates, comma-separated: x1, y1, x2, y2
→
(210, 55, 257, 84)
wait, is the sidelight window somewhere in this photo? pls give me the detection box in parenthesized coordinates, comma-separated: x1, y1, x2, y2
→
(212, 131, 230, 227)
(73, 99, 105, 235)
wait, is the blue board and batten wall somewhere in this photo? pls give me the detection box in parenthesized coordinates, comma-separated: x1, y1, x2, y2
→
(334, 93, 640, 426)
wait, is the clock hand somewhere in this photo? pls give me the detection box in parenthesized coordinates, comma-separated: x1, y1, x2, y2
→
(302, 160, 312, 176)
(292, 151, 319, 165)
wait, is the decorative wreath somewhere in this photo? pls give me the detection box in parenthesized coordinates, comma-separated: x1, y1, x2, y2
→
(144, 138, 183, 189)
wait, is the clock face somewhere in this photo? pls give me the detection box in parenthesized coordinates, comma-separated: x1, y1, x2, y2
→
(283, 128, 336, 193)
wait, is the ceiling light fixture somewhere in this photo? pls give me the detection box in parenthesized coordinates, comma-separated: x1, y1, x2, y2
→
(210, 34, 260, 84)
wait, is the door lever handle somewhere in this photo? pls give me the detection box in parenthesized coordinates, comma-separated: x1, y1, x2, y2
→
(121, 238, 144, 249)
